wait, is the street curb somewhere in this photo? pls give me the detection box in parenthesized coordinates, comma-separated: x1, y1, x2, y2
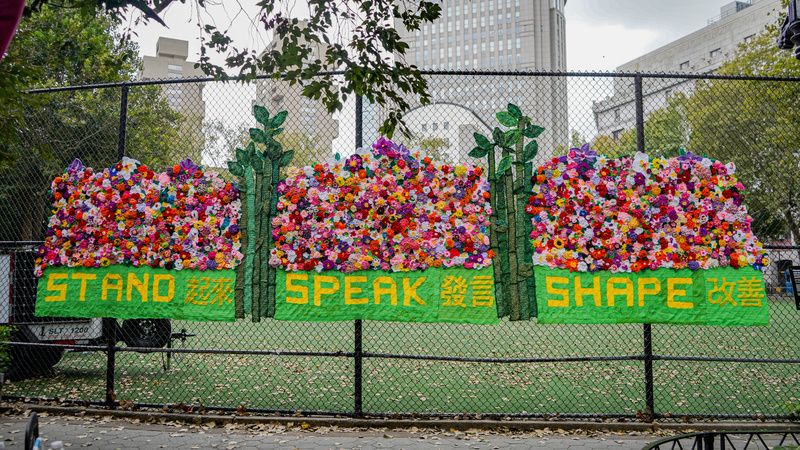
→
(4, 403, 799, 433)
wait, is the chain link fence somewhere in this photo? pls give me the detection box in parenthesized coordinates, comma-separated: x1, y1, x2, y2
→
(0, 71, 798, 420)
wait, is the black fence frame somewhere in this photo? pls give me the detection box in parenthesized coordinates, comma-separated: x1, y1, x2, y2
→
(4, 70, 800, 421)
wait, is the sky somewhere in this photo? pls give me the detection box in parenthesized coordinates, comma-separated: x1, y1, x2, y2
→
(129, 0, 738, 72)
(124, 0, 750, 159)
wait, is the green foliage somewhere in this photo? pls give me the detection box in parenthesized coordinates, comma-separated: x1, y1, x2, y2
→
(0, 326, 13, 373)
(591, 23, 799, 242)
(469, 147, 489, 158)
(497, 156, 513, 174)
(496, 111, 518, 127)
(523, 140, 539, 162)
(0, 6, 182, 241)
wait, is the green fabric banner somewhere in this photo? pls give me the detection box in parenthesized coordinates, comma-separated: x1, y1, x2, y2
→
(534, 266, 768, 325)
(36, 266, 236, 322)
(274, 266, 498, 323)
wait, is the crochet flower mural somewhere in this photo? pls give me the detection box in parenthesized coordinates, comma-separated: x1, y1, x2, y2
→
(528, 145, 770, 326)
(34, 157, 241, 322)
(269, 138, 498, 323)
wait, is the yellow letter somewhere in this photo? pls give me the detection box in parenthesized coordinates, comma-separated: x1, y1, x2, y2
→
(546, 276, 570, 307)
(127, 272, 149, 302)
(403, 277, 426, 306)
(45, 273, 68, 302)
(313, 275, 340, 306)
(152, 274, 174, 303)
(71, 273, 96, 301)
(575, 276, 602, 307)
(637, 278, 660, 307)
(101, 274, 123, 302)
(606, 278, 634, 307)
(373, 277, 398, 305)
(286, 273, 309, 304)
(344, 276, 368, 305)
(667, 278, 693, 309)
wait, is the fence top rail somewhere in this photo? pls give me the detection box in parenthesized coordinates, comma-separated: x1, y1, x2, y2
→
(25, 70, 800, 94)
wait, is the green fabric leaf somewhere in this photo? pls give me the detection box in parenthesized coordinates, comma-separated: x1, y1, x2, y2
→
(492, 127, 503, 145)
(503, 129, 521, 147)
(250, 128, 267, 144)
(251, 155, 264, 174)
(469, 147, 489, 158)
(523, 140, 539, 161)
(279, 149, 295, 166)
(497, 155, 513, 175)
(235, 147, 249, 165)
(253, 105, 270, 126)
(271, 110, 288, 128)
(227, 161, 243, 177)
(523, 124, 545, 139)
(473, 132, 492, 150)
(496, 111, 518, 127)
(507, 103, 522, 119)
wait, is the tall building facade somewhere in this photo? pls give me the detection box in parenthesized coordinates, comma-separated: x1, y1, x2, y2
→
(390, 0, 568, 161)
(140, 37, 206, 163)
(592, 0, 782, 138)
(255, 21, 339, 166)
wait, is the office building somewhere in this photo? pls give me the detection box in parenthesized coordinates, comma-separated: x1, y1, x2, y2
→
(140, 37, 207, 163)
(391, 0, 568, 161)
(592, 0, 782, 138)
(255, 21, 339, 166)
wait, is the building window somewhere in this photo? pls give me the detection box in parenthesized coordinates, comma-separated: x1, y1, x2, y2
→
(167, 64, 183, 79)
(614, 108, 620, 121)
(516, 38, 521, 49)
(710, 48, 721, 59)
(443, 121, 450, 130)
(679, 61, 690, 70)
(448, 22, 452, 32)
(612, 129, 623, 141)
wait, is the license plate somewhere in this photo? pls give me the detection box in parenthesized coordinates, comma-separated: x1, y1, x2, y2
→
(34, 322, 97, 341)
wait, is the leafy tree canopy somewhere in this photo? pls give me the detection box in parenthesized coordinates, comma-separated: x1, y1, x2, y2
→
(20, 0, 443, 137)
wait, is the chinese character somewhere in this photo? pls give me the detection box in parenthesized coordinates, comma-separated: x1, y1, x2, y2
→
(471, 275, 494, 307)
(441, 276, 467, 308)
(707, 278, 736, 306)
(209, 278, 234, 306)
(184, 277, 211, 305)
(736, 277, 763, 307)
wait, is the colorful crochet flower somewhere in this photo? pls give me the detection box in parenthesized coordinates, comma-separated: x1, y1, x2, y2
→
(527, 145, 768, 273)
(270, 138, 493, 272)
(35, 157, 242, 276)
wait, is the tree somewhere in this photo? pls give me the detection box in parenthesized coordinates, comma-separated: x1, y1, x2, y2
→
(0, 6, 182, 241)
(412, 136, 451, 162)
(22, 0, 443, 137)
(683, 25, 800, 242)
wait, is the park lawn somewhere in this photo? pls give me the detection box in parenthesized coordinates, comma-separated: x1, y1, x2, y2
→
(5, 299, 799, 417)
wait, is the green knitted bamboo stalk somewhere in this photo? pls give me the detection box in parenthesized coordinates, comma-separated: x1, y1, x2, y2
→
(252, 167, 264, 322)
(259, 159, 274, 319)
(265, 161, 280, 318)
(513, 117, 531, 321)
(486, 146, 507, 318)
(233, 175, 248, 319)
(502, 147, 521, 320)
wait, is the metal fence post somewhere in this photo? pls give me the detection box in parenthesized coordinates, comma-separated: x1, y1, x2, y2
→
(354, 94, 364, 416)
(105, 83, 128, 409)
(634, 74, 656, 420)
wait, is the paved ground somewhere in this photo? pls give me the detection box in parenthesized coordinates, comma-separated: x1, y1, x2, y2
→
(0, 412, 668, 449)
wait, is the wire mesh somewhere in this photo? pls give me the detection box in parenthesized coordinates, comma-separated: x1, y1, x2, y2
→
(0, 71, 798, 419)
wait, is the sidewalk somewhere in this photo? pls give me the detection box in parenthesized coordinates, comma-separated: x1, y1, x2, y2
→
(1, 412, 663, 449)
